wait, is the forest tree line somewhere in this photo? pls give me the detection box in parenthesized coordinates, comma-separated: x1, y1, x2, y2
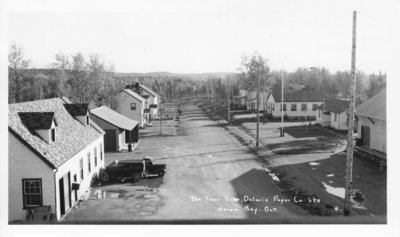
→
(9, 43, 386, 108)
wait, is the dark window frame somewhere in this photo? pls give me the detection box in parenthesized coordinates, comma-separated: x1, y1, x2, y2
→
(86, 116, 90, 126)
(301, 104, 307, 111)
(100, 143, 103, 161)
(312, 104, 318, 111)
(51, 128, 56, 142)
(87, 152, 91, 174)
(130, 103, 136, 110)
(94, 147, 97, 167)
(291, 104, 297, 111)
(79, 158, 84, 181)
(22, 178, 43, 209)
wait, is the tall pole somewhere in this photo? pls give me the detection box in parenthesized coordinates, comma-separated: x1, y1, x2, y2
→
(160, 99, 163, 136)
(256, 70, 261, 147)
(344, 10, 357, 216)
(280, 68, 284, 137)
(227, 77, 231, 124)
(214, 85, 216, 116)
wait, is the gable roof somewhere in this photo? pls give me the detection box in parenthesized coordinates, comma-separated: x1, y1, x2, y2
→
(64, 103, 89, 116)
(18, 112, 55, 130)
(122, 89, 145, 103)
(318, 99, 350, 114)
(356, 89, 386, 121)
(139, 84, 159, 97)
(270, 88, 326, 102)
(91, 106, 139, 131)
(9, 98, 104, 168)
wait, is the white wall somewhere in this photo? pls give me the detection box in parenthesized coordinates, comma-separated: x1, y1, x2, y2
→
(54, 135, 104, 221)
(114, 92, 146, 128)
(8, 133, 55, 222)
(269, 101, 322, 119)
(357, 116, 386, 153)
(316, 109, 331, 127)
(330, 112, 348, 130)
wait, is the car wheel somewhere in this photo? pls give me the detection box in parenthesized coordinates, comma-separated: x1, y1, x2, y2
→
(157, 169, 165, 177)
(132, 173, 142, 183)
(99, 171, 110, 182)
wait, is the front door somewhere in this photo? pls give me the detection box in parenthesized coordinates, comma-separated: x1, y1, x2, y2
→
(361, 125, 370, 148)
(104, 129, 117, 152)
(58, 172, 71, 217)
(59, 178, 65, 216)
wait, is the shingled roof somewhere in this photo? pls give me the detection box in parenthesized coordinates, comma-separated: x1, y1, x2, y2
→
(9, 98, 104, 168)
(356, 89, 386, 121)
(270, 88, 326, 102)
(18, 112, 55, 130)
(318, 99, 350, 114)
(91, 106, 139, 131)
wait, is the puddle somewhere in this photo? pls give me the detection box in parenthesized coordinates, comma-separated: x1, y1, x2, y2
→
(326, 174, 334, 177)
(309, 162, 320, 166)
(268, 173, 280, 182)
(321, 182, 345, 199)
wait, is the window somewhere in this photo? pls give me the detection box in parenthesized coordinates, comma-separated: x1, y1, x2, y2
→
(94, 148, 97, 167)
(301, 104, 307, 111)
(51, 128, 55, 142)
(87, 152, 91, 174)
(86, 116, 90, 126)
(291, 104, 297, 111)
(22, 179, 42, 208)
(79, 158, 84, 180)
(334, 113, 337, 122)
(130, 103, 136, 110)
(280, 104, 287, 111)
(100, 144, 103, 161)
(73, 174, 77, 182)
(312, 104, 318, 111)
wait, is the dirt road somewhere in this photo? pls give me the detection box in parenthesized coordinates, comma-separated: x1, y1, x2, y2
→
(64, 105, 308, 223)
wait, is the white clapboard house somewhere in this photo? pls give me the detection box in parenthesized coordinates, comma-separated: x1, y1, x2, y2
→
(266, 87, 326, 119)
(8, 98, 105, 222)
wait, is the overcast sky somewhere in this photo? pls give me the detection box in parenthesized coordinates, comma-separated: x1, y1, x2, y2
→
(6, 0, 400, 78)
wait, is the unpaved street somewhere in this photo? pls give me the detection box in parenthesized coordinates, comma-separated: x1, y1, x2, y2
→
(64, 105, 307, 223)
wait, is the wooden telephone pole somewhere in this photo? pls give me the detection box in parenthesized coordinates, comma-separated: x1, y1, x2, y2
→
(227, 77, 231, 124)
(344, 10, 357, 216)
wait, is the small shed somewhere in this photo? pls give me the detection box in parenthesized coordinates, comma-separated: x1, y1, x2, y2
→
(90, 106, 139, 152)
(316, 99, 350, 130)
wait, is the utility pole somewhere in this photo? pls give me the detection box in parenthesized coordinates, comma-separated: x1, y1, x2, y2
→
(160, 100, 163, 136)
(344, 10, 357, 216)
(280, 68, 284, 137)
(227, 77, 231, 124)
(256, 70, 261, 147)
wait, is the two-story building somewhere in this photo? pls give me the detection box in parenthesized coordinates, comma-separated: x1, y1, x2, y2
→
(8, 98, 105, 222)
(126, 83, 160, 121)
(113, 89, 147, 128)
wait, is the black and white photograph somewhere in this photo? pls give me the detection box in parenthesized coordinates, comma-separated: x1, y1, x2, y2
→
(1, 0, 399, 236)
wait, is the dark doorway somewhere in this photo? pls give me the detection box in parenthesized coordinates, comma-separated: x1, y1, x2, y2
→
(361, 125, 370, 148)
(59, 178, 65, 216)
(104, 129, 117, 152)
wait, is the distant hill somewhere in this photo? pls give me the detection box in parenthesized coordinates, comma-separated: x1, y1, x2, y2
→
(114, 71, 239, 80)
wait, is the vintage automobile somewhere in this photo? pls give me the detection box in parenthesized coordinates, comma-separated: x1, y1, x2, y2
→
(99, 157, 166, 183)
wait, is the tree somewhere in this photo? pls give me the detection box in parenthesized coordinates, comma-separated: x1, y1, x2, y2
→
(366, 71, 386, 98)
(69, 53, 89, 102)
(8, 42, 30, 103)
